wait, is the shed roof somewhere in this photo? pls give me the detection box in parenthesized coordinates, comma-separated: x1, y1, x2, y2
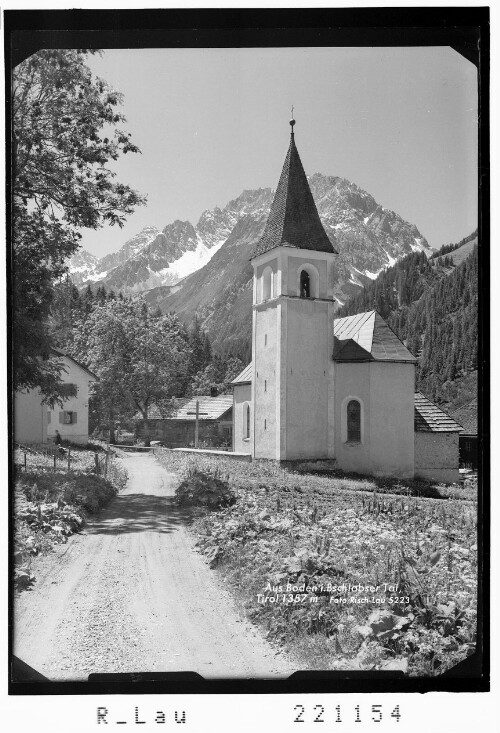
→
(333, 311, 416, 363)
(449, 399, 477, 436)
(231, 363, 253, 385)
(251, 125, 337, 259)
(414, 392, 463, 433)
(171, 395, 233, 421)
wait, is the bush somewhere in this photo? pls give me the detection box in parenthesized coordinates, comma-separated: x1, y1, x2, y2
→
(175, 468, 236, 510)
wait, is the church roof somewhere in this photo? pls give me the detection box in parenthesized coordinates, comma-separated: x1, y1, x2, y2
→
(333, 311, 416, 363)
(414, 392, 464, 433)
(231, 363, 253, 385)
(251, 124, 338, 259)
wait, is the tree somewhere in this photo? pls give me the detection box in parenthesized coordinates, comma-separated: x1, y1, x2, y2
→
(73, 299, 190, 445)
(12, 49, 146, 400)
(187, 316, 211, 378)
(190, 355, 244, 397)
(124, 304, 190, 445)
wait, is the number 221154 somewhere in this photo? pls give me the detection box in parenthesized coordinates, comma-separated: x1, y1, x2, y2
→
(294, 704, 402, 724)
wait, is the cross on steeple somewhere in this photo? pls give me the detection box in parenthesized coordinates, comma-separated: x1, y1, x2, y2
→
(290, 106, 296, 136)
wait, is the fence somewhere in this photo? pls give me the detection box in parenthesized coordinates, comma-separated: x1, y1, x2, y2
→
(14, 443, 113, 478)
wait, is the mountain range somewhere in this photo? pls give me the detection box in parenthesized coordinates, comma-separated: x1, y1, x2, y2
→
(69, 173, 432, 358)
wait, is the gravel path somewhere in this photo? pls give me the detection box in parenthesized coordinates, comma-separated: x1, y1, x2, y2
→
(14, 452, 294, 680)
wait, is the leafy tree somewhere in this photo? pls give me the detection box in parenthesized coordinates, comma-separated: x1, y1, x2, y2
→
(190, 355, 244, 396)
(12, 49, 145, 400)
(47, 276, 83, 351)
(72, 298, 190, 445)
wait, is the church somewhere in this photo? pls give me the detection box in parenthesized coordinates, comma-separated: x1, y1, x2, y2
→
(231, 118, 462, 483)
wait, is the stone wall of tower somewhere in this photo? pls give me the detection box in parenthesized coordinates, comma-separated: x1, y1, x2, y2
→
(282, 297, 333, 459)
(252, 247, 336, 461)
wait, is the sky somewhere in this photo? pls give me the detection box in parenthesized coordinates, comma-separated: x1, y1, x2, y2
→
(81, 46, 478, 258)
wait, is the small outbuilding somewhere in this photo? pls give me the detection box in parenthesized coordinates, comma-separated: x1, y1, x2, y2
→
(414, 392, 463, 484)
(135, 395, 233, 448)
(450, 399, 478, 470)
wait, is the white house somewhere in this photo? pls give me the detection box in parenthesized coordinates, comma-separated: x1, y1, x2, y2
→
(231, 119, 462, 483)
(15, 348, 98, 446)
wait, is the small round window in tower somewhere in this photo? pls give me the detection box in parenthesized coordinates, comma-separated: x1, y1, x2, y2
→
(300, 270, 311, 298)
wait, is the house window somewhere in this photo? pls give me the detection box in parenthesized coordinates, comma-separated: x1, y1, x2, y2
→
(300, 270, 311, 298)
(243, 403, 250, 439)
(47, 411, 51, 424)
(347, 400, 361, 443)
(59, 411, 77, 425)
(59, 383, 78, 398)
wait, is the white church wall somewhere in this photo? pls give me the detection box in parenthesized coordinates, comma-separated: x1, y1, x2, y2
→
(334, 361, 415, 478)
(368, 362, 415, 478)
(414, 432, 460, 484)
(233, 383, 252, 454)
(334, 362, 372, 473)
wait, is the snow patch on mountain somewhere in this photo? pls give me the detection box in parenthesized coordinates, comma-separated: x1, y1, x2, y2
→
(364, 268, 383, 280)
(69, 174, 431, 299)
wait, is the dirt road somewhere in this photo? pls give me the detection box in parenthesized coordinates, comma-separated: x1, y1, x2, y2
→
(14, 452, 295, 680)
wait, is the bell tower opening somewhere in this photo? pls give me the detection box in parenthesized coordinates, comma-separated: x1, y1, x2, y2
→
(300, 269, 311, 298)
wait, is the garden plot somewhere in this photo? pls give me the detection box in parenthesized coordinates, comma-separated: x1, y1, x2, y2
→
(14, 445, 127, 590)
(157, 450, 478, 676)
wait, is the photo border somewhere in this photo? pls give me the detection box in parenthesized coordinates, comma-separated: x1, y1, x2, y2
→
(4, 5, 490, 696)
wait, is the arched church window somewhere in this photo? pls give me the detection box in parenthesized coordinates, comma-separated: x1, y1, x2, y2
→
(347, 400, 361, 443)
(243, 403, 250, 439)
(300, 270, 311, 298)
(262, 266, 273, 301)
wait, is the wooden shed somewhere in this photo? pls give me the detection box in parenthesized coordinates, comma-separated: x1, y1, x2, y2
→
(135, 395, 233, 448)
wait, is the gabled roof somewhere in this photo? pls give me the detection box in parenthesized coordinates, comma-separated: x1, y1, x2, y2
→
(414, 392, 463, 433)
(251, 127, 338, 259)
(449, 398, 477, 435)
(333, 311, 416, 363)
(51, 347, 98, 380)
(171, 395, 233, 421)
(231, 363, 252, 385)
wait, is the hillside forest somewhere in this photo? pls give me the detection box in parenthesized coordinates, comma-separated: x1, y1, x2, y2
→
(337, 231, 478, 412)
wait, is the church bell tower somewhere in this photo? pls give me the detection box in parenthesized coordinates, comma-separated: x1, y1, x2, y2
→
(250, 117, 338, 460)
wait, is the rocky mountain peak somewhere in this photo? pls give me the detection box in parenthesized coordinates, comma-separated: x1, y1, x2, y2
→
(69, 174, 431, 305)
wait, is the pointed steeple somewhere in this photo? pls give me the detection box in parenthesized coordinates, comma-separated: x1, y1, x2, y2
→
(251, 117, 338, 259)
